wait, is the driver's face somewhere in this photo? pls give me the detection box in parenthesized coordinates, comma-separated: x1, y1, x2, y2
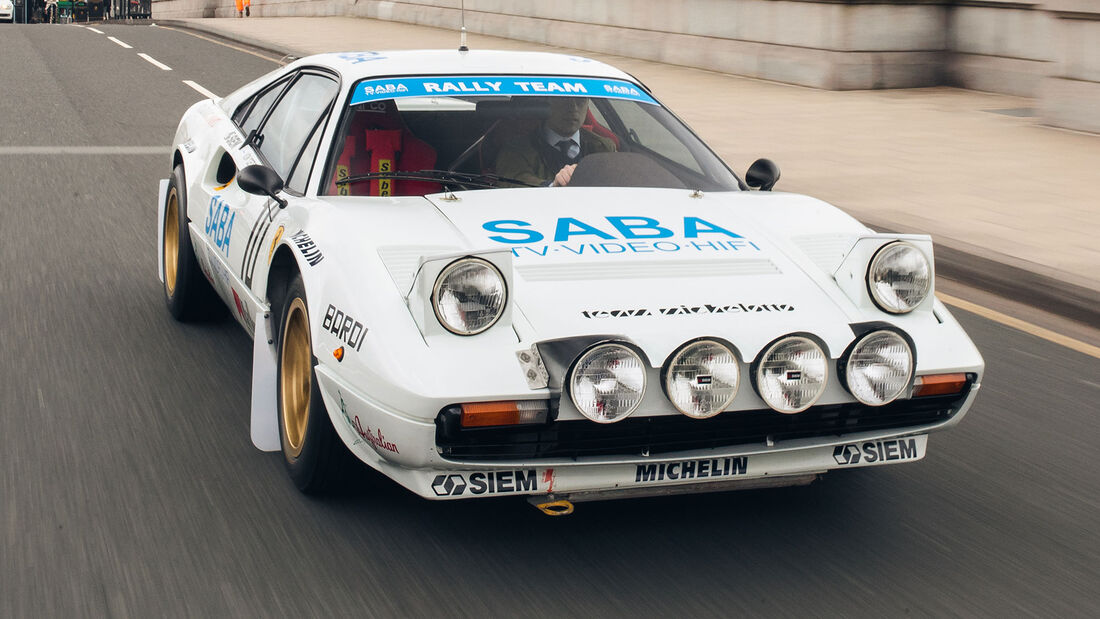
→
(546, 97, 589, 136)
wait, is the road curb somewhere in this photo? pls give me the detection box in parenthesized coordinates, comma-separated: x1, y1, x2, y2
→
(155, 19, 1100, 329)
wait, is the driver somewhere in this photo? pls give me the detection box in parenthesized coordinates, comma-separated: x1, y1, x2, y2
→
(495, 97, 616, 187)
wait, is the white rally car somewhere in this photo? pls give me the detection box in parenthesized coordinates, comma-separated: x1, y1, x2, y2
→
(158, 49, 983, 514)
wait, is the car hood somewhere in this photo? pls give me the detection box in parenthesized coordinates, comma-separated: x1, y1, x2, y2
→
(422, 187, 864, 361)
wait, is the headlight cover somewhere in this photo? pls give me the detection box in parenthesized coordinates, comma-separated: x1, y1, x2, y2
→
(665, 340, 740, 418)
(432, 257, 506, 335)
(570, 343, 647, 423)
(754, 336, 828, 414)
(867, 241, 931, 314)
(844, 330, 913, 406)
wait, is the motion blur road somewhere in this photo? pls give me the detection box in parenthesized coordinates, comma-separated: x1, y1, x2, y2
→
(1, 23, 1098, 618)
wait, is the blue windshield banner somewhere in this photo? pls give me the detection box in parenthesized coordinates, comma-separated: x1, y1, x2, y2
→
(349, 76, 656, 106)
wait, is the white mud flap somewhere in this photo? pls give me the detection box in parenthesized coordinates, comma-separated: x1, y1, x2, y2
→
(157, 178, 169, 283)
(251, 309, 281, 451)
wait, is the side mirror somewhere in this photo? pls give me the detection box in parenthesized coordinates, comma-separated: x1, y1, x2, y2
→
(745, 158, 780, 191)
(238, 164, 288, 208)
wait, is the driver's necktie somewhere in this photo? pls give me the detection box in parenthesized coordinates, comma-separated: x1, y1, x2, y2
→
(556, 139, 577, 164)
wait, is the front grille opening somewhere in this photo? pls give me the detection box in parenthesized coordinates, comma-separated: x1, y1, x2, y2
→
(436, 381, 972, 461)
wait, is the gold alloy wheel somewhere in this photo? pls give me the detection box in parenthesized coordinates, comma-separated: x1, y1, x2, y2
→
(280, 297, 312, 459)
(164, 188, 179, 295)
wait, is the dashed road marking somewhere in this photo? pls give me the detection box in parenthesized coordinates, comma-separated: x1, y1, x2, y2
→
(107, 36, 132, 49)
(183, 80, 218, 99)
(87, 27, 104, 34)
(139, 53, 173, 71)
(938, 292, 1100, 360)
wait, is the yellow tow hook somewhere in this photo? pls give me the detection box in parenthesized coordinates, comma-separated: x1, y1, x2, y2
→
(532, 497, 574, 516)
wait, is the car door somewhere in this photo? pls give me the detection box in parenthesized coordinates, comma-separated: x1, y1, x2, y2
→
(231, 70, 340, 327)
(190, 73, 296, 334)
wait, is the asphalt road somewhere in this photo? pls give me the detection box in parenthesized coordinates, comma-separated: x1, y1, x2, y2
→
(2, 23, 1098, 618)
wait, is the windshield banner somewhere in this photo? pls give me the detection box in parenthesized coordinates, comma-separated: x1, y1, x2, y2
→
(349, 76, 657, 106)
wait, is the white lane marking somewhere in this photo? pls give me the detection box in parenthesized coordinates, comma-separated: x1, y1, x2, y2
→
(139, 54, 173, 71)
(182, 80, 218, 99)
(938, 292, 1100, 360)
(87, 27, 104, 34)
(0, 146, 167, 155)
(107, 37, 132, 49)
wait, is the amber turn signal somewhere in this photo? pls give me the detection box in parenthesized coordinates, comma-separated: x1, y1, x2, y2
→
(460, 401, 549, 428)
(912, 373, 968, 397)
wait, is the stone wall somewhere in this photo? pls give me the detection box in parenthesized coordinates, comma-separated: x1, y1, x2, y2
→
(152, 0, 1100, 132)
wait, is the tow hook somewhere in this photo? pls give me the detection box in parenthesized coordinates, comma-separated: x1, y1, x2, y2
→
(529, 495, 574, 516)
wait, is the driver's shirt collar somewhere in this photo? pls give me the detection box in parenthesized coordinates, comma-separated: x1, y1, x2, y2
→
(543, 126, 581, 160)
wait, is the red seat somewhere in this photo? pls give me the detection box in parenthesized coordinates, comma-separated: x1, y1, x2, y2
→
(327, 101, 440, 196)
(583, 109, 620, 148)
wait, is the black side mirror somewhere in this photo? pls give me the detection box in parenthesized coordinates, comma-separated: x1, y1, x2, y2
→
(238, 164, 288, 208)
(745, 158, 780, 191)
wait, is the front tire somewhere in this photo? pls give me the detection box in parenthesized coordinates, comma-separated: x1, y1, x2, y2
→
(163, 164, 217, 321)
(277, 275, 347, 493)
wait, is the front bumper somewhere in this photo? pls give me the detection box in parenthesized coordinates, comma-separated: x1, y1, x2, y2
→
(316, 366, 976, 501)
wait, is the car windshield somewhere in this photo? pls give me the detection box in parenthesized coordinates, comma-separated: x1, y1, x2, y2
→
(323, 75, 741, 196)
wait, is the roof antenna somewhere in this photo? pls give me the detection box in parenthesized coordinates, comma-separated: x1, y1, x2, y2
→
(458, 0, 469, 52)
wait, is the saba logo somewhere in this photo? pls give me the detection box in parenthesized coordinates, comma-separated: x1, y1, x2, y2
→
(833, 444, 861, 465)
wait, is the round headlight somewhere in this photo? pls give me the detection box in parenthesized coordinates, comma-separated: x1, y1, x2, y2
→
(844, 330, 913, 406)
(432, 257, 506, 335)
(570, 343, 647, 423)
(868, 241, 931, 314)
(665, 340, 740, 418)
(754, 336, 828, 414)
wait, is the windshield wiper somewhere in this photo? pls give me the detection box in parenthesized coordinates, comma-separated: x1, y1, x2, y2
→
(335, 169, 537, 190)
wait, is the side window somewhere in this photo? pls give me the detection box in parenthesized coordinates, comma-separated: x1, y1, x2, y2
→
(286, 116, 325, 194)
(256, 74, 339, 182)
(235, 76, 292, 139)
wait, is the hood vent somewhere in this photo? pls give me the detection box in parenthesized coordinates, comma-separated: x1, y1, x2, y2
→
(517, 258, 780, 282)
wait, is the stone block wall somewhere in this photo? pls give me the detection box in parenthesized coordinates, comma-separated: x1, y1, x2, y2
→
(151, 0, 1100, 132)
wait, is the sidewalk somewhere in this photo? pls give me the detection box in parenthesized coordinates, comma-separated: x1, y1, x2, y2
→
(159, 16, 1100, 324)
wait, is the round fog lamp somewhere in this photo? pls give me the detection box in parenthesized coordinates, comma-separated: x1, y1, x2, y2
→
(754, 336, 828, 414)
(570, 343, 646, 423)
(868, 241, 931, 314)
(433, 257, 506, 335)
(665, 340, 740, 418)
(844, 330, 913, 406)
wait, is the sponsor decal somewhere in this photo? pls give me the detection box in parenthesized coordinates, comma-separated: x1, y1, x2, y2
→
(582, 303, 794, 318)
(335, 163, 350, 196)
(337, 391, 363, 446)
(267, 225, 284, 264)
(240, 201, 279, 287)
(431, 470, 538, 497)
(337, 391, 399, 454)
(323, 305, 367, 352)
(223, 130, 243, 149)
(337, 51, 386, 65)
(833, 438, 919, 465)
(290, 231, 324, 267)
(181, 139, 196, 153)
(232, 288, 246, 320)
(205, 196, 235, 257)
(635, 457, 748, 484)
(482, 216, 760, 258)
(350, 76, 656, 106)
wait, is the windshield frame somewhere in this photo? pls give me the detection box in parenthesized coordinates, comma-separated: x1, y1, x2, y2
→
(321, 73, 746, 196)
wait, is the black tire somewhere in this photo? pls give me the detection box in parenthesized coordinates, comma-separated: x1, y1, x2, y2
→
(276, 275, 347, 493)
(162, 164, 217, 321)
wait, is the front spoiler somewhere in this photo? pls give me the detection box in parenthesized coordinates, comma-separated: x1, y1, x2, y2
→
(379, 435, 928, 501)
